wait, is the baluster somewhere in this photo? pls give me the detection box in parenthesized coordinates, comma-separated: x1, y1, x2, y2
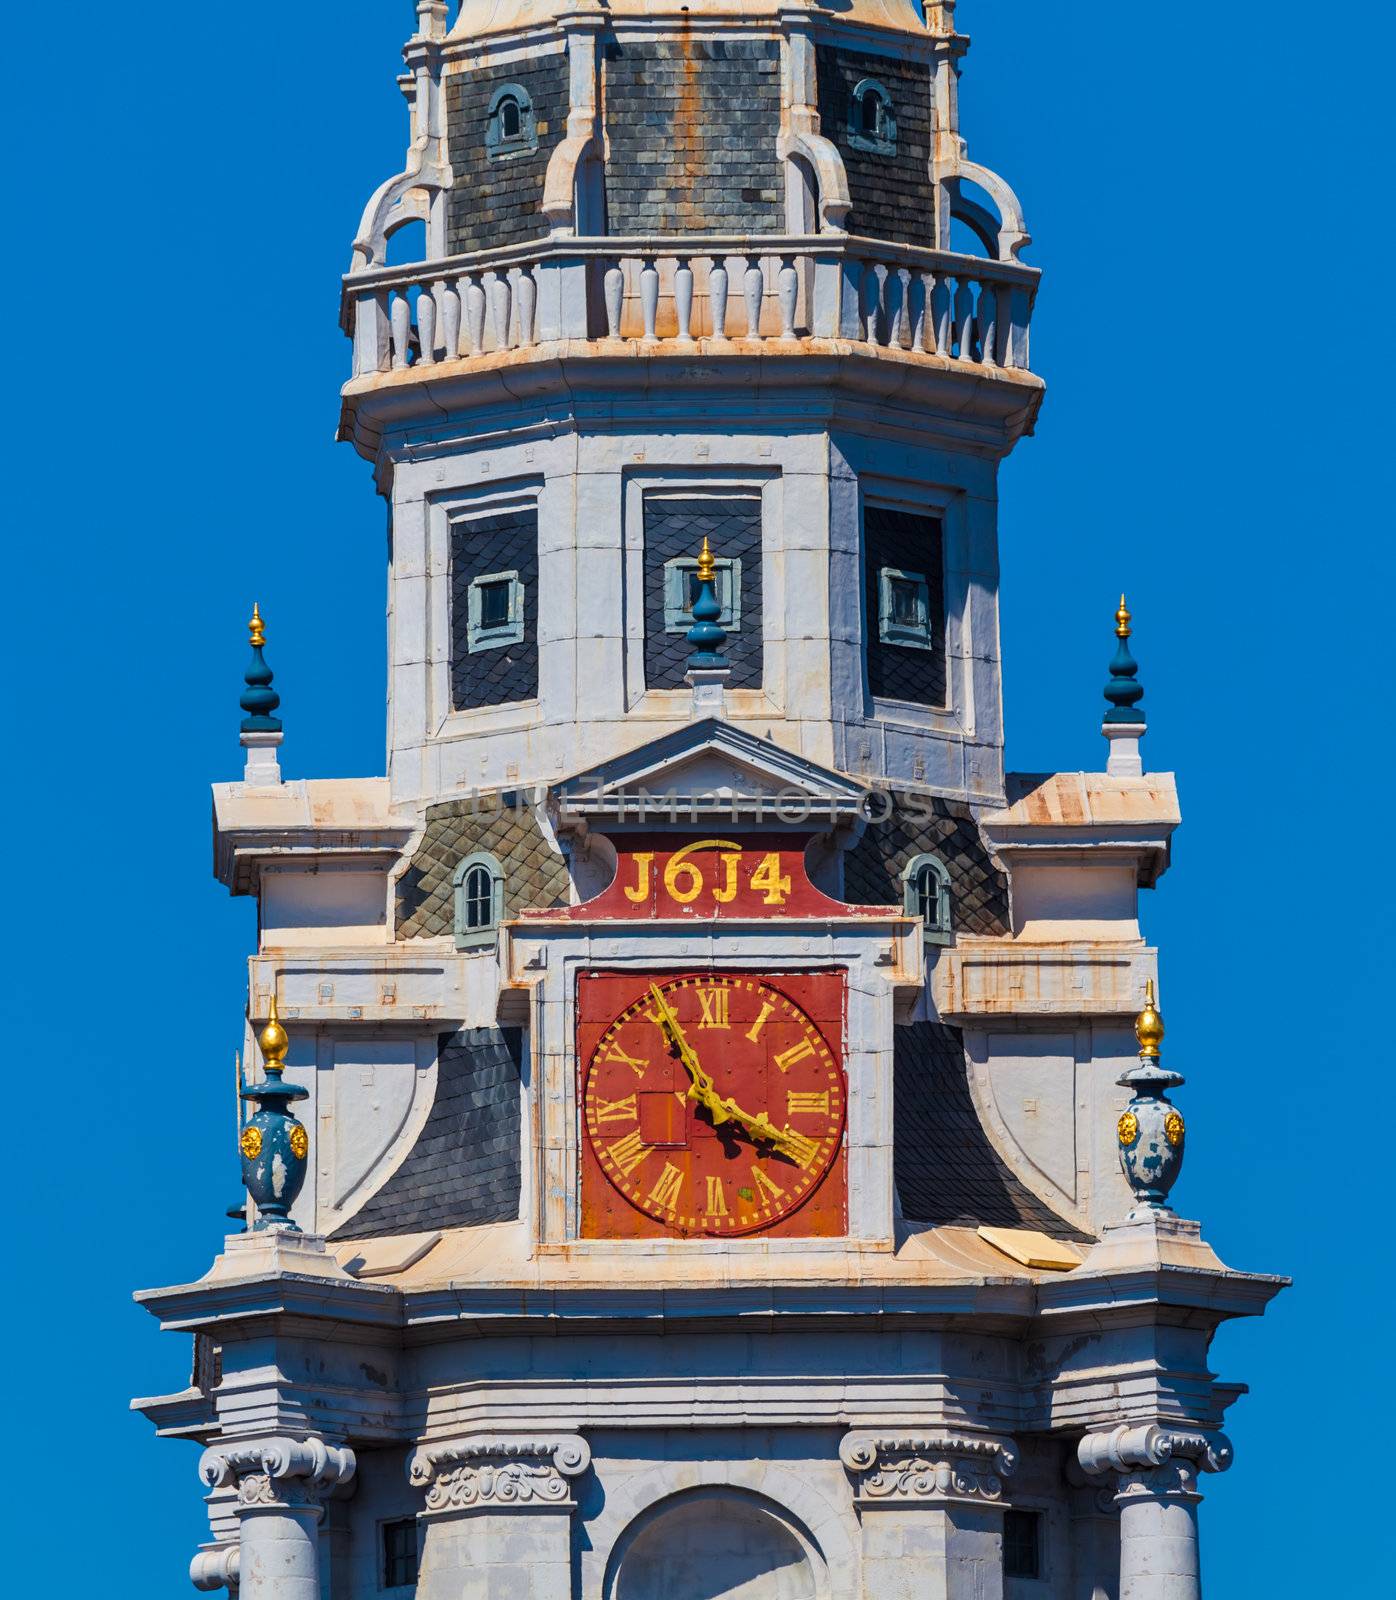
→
(777, 256, 798, 339)
(743, 259, 764, 338)
(674, 256, 695, 341)
(976, 278, 998, 367)
(390, 292, 412, 369)
(441, 282, 461, 360)
(490, 270, 512, 350)
(710, 260, 730, 338)
(909, 271, 929, 353)
(931, 274, 951, 355)
(417, 288, 437, 366)
(884, 267, 907, 349)
(517, 267, 537, 347)
(603, 263, 624, 339)
(861, 262, 881, 345)
(640, 256, 659, 340)
(465, 275, 486, 355)
(953, 275, 974, 360)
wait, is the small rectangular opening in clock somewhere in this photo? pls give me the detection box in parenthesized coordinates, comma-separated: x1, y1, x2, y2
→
(639, 1091, 688, 1148)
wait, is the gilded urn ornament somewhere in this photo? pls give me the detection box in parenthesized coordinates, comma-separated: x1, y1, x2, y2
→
(1116, 981, 1186, 1211)
(239, 995, 310, 1229)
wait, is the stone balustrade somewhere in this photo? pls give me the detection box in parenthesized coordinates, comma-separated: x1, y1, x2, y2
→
(342, 235, 1038, 378)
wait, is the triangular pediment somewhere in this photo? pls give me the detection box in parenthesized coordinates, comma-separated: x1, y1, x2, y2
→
(553, 719, 867, 826)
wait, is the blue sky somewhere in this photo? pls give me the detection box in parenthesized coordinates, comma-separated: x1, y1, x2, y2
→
(3, 2, 1390, 1592)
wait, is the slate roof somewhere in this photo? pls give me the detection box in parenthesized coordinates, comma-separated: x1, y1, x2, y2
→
(894, 1021, 1088, 1241)
(332, 1029, 523, 1241)
(842, 789, 1010, 937)
(397, 793, 570, 939)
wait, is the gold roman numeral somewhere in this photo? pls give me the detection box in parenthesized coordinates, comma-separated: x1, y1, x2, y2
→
(697, 986, 730, 1029)
(773, 1038, 816, 1074)
(751, 1165, 787, 1204)
(606, 1129, 651, 1177)
(593, 1093, 638, 1124)
(786, 1090, 830, 1116)
(778, 1128, 823, 1171)
(745, 1002, 775, 1043)
(647, 1162, 684, 1211)
(704, 1175, 729, 1217)
(604, 1039, 650, 1079)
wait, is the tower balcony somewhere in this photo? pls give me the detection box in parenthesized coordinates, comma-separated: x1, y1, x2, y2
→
(338, 233, 1041, 459)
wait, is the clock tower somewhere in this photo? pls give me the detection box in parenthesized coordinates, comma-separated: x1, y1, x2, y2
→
(135, 3, 1284, 1598)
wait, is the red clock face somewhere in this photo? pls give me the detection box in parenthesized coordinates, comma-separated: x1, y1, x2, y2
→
(578, 971, 847, 1238)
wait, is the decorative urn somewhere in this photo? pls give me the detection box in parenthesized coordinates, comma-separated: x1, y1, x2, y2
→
(1116, 982, 1186, 1210)
(239, 996, 310, 1228)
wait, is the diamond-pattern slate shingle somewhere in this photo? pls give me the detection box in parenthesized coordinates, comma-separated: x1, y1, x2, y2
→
(450, 509, 540, 712)
(396, 794, 570, 940)
(842, 790, 1009, 938)
(331, 1029, 523, 1241)
(644, 493, 764, 691)
(863, 506, 946, 707)
(894, 1021, 1089, 1240)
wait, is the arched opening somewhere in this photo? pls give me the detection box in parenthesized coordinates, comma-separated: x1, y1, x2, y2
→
(610, 1488, 821, 1600)
(499, 95, 521, 140)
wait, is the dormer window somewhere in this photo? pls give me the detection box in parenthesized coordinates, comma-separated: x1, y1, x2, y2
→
(454, 852, 505, 950)
(849, 79, 896, 155)
(878, 566, 934, 650)
(903, 853, 952, 946)
(467, 569, 525, 652)
(486, 84, 537, 160)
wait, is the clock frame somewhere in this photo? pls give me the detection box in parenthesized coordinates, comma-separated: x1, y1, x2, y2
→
(577, 969, 848, 1240)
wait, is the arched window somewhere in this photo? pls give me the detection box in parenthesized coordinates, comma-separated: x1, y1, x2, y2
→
(486, 84, 537, 160)
(453, 851, 505, 950)
(902, 852, 952, 946)
(849, 79, 896, 156)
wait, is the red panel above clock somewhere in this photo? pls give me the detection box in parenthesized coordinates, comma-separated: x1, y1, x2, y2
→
(539, 832, 887, 923)
(578, 969, 848, 1240)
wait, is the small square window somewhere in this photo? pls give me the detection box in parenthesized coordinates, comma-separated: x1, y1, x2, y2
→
(663, 556, 743, 633)
(382, 1518, 419, 1589)
(1003, 1509, 1042, 1580)
(877, 566, 934, 650)
(467, 569, 525, 651)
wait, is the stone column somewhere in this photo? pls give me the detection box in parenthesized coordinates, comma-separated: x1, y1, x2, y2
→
(840, 1431, 1019, 1600)
(198, 1438, 356, 1600)
(408, 1435, 591, 1600)
(1078, 1426, 1232, 1600)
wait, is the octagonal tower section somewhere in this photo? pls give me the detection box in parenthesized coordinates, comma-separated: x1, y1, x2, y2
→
(340, 0, 1041, 810)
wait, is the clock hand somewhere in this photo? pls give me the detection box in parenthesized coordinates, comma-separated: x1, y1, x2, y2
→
(647, 984, 731, 1127)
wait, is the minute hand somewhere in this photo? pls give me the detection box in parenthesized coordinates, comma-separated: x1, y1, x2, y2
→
(713, 1094, 806, 1159)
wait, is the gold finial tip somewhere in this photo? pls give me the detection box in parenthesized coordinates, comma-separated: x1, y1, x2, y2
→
(249, 602, 266, 648)
(1115, 594, 1132, 639)
(258, 993, 289, 1071)
(697, 535, 716, 583)
(1134, 979, 1164, 1058)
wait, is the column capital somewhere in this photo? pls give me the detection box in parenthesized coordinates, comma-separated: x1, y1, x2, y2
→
(199, 1437, 357, 1514)
(190, 1545, 240, 1593)
(839, 1430, 1019, 1508)
(408, 1434, 591, 1515)
(1078, 1424, 1232, 1505)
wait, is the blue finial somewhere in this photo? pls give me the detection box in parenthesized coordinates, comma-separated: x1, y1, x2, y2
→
(239, 996, 310, 1230)
(686, 537, 728, 670)
(240, 603, 282, 733)
(1103, 594, 1144, 725)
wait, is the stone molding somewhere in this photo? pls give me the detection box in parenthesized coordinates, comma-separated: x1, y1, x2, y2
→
(199, 1437, 358, 1514)
(408, 1435, 591, 1514)
(839, 1431, 1018, 1508)
(190, 1545, 240, 1593)
(1078, 1424, 1232, 1505)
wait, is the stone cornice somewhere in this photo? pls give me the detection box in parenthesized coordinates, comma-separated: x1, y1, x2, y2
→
(409, 1435, 591, 1513)
(840, 1431, 1018, 1507)
(199, 1437, 357, 1513)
